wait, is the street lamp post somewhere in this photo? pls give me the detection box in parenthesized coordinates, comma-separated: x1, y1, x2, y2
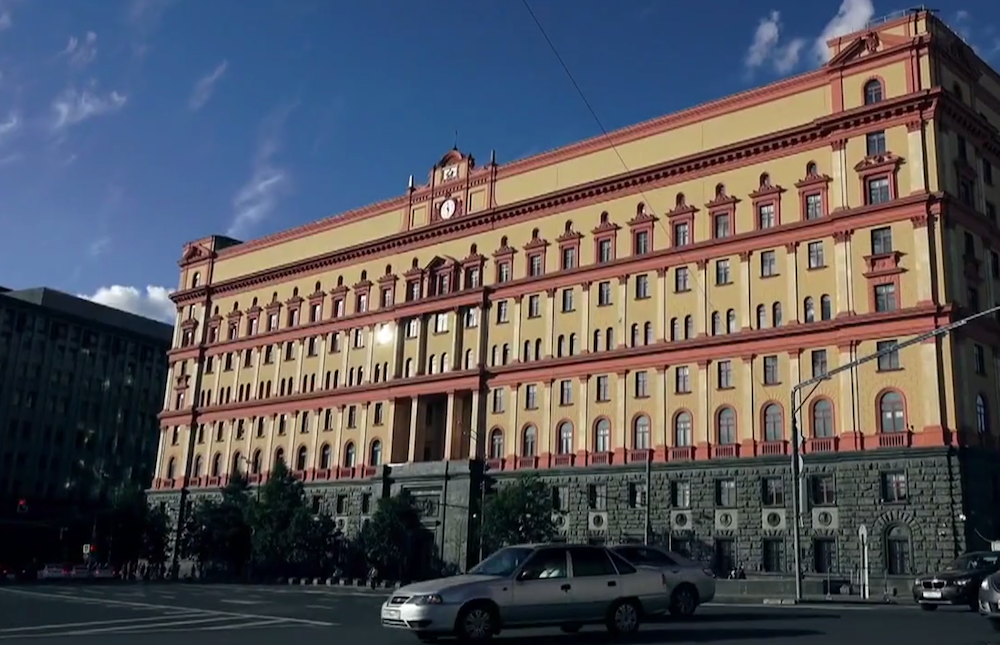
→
(788, 304, 1000, 601)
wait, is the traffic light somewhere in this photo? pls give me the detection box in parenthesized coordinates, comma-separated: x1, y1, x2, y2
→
(16, 499, 28, 514)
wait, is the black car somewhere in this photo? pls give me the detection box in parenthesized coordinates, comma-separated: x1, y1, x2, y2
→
(913, 551, 1000, 610)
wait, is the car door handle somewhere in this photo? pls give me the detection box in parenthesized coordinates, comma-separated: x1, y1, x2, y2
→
(561, 584, 571, 592)
(607, 581, 617, 587)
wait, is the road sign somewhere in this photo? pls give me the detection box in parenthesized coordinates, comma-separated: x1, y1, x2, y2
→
(83, 544, 91, 555)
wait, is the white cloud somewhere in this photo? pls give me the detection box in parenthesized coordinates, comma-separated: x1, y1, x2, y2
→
(812, 0, 876, 64)
(0, 11, 11, 31)
(0, 112, 19, 140)
(745, 11, 806, 74)
(81, 285, 175, 323)
(188, 60, 228, 111)
(226, 107, 295, 239)
(745, 0, 874, 75)
(63, 32, 98, 67)
(87, 237, 110, 257)
(51, 84, 127, 131)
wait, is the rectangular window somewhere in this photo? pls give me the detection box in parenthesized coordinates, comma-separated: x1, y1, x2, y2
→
(524, 384, 538, 410)
(561, 289, 574, 312)
(761, 476, 784, 506)
(881, 471, 908, 502)
(757, 203, 776, 229)
(810, 474, 836, 505)
(529, 254, 543, 277)
(715, 259, 731, 285)
(634, 274, 649, 299)
(496, 301, 509, 323)
(717, 360, 732, 389)
(866, 177, 891, 204)
(805, 193, 823, 219)
(760, 250, 777, 277)
(814, 538, 836, 574)
(498, 262, 512, 283)
(559, 380, 573, 406)
(866, 130, 886, 156)
(587, 484, 607, 510)
(807, 241, 824, 268)
(598, 281, 612, 306)
(811, 349, 827, 378)
(634, 371, 648, 398)
(715, 479, 737, 507)
(675, 366, 690, 393)
(975, 344, 986, 375)
(598, 239, 613, 263)
(874, 284, 897, 312)
(673, 222, 690, 246)
(713, 213, 730, 238)
(527, 295, 541, 318)
(714, 539, 735, 575)
(596, 375, 610, 402)
(762, 538, 785, 573)
(871, 227, 893, 255)
(671, 481, 691, 508)
(876, 340, 900, 370)
(675, 267, 690, 292)
(763, 355, 779, 385)
(634, 230, 650, 255)
(491, 388, 505, 414)
(561, 247, 577, 270)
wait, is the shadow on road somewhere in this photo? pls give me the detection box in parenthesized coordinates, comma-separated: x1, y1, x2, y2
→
(493, 627, 824, 643)
(688, 611, 838, 623)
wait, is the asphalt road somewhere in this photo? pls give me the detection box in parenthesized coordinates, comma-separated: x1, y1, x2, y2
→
(0, 583, 996, 644)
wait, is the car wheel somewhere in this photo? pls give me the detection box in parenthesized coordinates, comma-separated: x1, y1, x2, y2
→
(919, 604, 938, 611)
(669, 584, 699, 619)
(455, 603, 496, 642)
(560, 625, 582, 634)
(606, 599, 642, 635)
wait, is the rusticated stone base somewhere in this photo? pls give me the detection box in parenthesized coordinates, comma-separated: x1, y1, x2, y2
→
(148, 446, 1000, 576)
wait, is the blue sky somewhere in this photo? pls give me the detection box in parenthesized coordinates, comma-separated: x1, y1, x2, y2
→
(0, 0, 996, 324)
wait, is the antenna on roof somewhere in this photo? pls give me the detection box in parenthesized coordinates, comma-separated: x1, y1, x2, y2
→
(453, 130, 459, 150)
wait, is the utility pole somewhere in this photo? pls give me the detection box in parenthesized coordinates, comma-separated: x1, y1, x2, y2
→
(788, 304, 1000, 601)
(644, 453, 653, 545)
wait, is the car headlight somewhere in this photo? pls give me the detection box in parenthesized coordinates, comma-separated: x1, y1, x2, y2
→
(956, 578, 970, 586)
(914, 579, 921, 587)
(409, 594, 444, 605)
(982, 579, 990, 590)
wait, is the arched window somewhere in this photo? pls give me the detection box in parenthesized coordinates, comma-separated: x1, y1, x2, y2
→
(763, 404, 783, 442)
(803, 297, 815, 322)
(211, 453, 221, 477)
(593, 329, 602, 352)
(605, 328, 614, 351)
(726, 309, 737, 333)
(343, 442, 356, 467)
(369, 440, 382, 466)
(631, 323, 640, 347)
(684, 316, 693, 339)
(863, 79, 883, 105)
(274, 447, 285, 466)
(502, 344, 510, 364)
(320, 444, 331, 469)
(558, 422, 573, 454)
(491, 346, 498, 366)
(465, 349, 473, 369)
(489, 428, 504, 459)
(428, 355, 437, 374)
(812, 399, 834, 438)
(670, 318, 679, 341)
(711, 312, 722, 335)
(772, 302, 783, 326)
(231, 452, 243, 475)
(534, 339, 542, 360)
(192, 454, 203, 477)
(977, 395, 989, 433)
(523, 341, 531, 362)
(167, 457, 176, 479)
(885, 524, 911, 575)
(644, 322, 653, 344)
(757, 305, 768, 329)
(594, 418, 611, 453)
(633, 415, 651, 450)
(522, 426, 537, 457)
(300, 411, 309, 434)
(441, 353, 450, 372)
(878, 391, 905, 433)
(569, 334, 578, 355)
(251, 449, 261, 474)
(820, 295, 832, 320)
(557, 335, 565, 357)
(674, 412, 693, 446)
(296, 445, 308, 471)
(717, 407, 737, 444)
(405, 358, 413, 376)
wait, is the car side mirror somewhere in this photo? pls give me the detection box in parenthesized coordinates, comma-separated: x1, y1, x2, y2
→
(515, 570, 531, 582)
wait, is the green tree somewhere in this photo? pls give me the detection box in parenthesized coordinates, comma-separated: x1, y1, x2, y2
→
(249, 460, 330, 577)
(179, 476, 252, 577)
(105, 484, 150, 564)
(481, 475, 555, 553)
(142, 505, 170, 567)
(359, 490, 424, 582)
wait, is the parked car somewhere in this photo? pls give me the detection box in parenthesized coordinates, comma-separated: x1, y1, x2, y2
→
(380, 543, 672, 642)
(913, 551, 1000, 610)
(610, 544, 716, 618)
(978, 570, 1000, 629)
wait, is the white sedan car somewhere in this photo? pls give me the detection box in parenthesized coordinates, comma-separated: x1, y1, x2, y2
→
(610, 545, 716, 618)
(381, 543, 672, 642)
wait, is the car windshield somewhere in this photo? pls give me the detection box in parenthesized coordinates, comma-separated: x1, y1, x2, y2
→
(946, 554, 1000, 571)
(469, 547, 536, 577)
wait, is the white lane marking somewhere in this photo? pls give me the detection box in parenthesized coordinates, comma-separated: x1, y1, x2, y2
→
(199, 618, 289, 631)
(220, 599, 264, 605)
(0, 587, 338, 627)
(705, 601, 908, 611)
(0, 614, 198, 634)
(61, 616, 235, 636)
(306, 604, 338, 609)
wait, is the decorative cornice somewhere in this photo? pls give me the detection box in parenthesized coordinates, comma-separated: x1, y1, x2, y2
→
(169, 90, 943, 305)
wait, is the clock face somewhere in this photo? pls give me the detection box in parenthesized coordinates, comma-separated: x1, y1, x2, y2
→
(440, 199, 456, 220)
(443, 165, 458, 180)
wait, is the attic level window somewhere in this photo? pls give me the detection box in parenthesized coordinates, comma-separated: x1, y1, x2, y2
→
(407, 282, 420, 302)
(381, 288, 393, 308)
(267, 313, 278, 331)
(863, 79, 883, 105)
(287, 308, 298, 327)
(529, 254, 543, 277)
(497, 261, 512, 283)
(334, 299, 346, 317)
(435, 274, 450, 295)
(310, 303, 321, 322)
(355, 293, 368, 313)
(634, 230, 650, 255)
(597, 239, 613, 263)
(866, 131, 886, 156)
(464, 267, 480, 288)
(866, 177, 891, 205)
(561, 247, 577, 270)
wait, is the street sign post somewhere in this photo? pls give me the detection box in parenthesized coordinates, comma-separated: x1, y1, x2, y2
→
(82, 544, 91, 556)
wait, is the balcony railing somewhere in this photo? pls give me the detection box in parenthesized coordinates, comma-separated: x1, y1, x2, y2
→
(627, 449, 651, 463)
(516, 456, 538, 470)
(552, 453, 575, 467)
(759, 440, 787, 456)
(877, 431, 912, 448)
(670, 446, 694, 461)
(712, 443, 740, 459)
(590, 452, 613, 466)
(806, 437, 838, 453)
